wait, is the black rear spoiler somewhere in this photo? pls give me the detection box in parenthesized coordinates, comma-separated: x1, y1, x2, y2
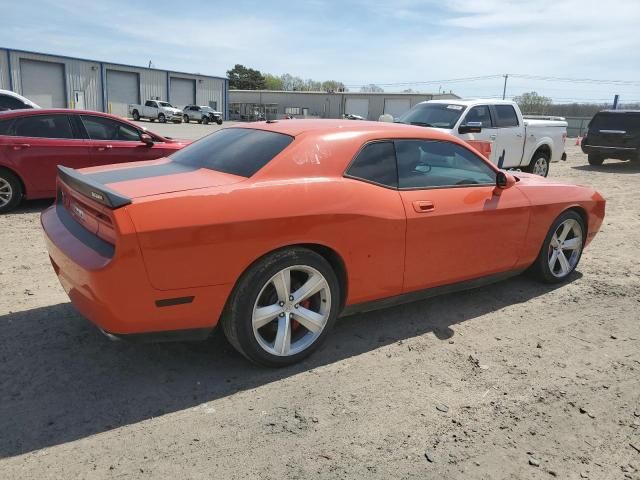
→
(57, 165, 131, 208)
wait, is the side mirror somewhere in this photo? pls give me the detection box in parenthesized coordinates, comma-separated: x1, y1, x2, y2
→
(495, 171, 516, 192)
(458, 121, 483, 134)
(140, 133, 154, 146)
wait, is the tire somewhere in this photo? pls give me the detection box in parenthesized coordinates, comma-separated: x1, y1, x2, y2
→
(525, 151, 550, 177)
(202, 116, 209, 125)
(588, 153, 604, 166)
(221, 248, 340, 367)
(216, 119, 223, 125)
(132, 110, 140, 121)
(183, 115, 189, 124)
(0, 169, 24, 213)
(529, 210, 585, 284)
(158, 113, 166, 123)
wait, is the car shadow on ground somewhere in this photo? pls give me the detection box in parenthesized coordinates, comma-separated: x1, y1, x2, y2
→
(0, 272, 580, 458)
(572, 162, 640, 174)
(5, 199, 54, 215)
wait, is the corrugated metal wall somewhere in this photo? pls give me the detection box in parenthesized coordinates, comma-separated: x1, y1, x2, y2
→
(0, 48, 226, 117)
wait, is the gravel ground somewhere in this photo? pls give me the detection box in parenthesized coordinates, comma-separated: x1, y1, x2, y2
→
(0, 140, 639, 479)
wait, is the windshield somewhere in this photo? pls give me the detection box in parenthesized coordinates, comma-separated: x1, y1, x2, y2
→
(158, 101, 174, 108)
(171, 128, 293, 177)
(396, 103, 466, 129)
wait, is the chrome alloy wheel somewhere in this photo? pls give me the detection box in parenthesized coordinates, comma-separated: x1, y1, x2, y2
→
(252, 265, 331, 357)
(548, 218, 583, 278)
(0, 177, 13, 208)
(533, 156, 549, 176)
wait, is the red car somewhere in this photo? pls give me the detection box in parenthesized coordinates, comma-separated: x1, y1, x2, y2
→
(42, 120, 605, 367)
(0, 109, 189, 212)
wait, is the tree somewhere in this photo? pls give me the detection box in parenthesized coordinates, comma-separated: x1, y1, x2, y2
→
(513, 91, 552, 114)
(264, 73, 284, 90)
(227, 64, 266, 90)
(321, 80, 347, 93)
(360, 84, 384, 93)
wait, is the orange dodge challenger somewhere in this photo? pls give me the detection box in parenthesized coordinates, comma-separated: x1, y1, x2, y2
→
(42, 120, 605, 366)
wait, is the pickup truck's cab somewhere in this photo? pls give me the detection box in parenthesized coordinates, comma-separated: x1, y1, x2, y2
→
(395, 99, 568, 177)
(129, 100, 183, 123)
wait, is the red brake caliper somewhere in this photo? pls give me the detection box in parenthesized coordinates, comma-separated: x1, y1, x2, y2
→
(292, 299, 312, 331)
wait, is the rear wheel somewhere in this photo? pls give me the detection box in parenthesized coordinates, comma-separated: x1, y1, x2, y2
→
(221, 248, 340, 367)
(216, 119, 223, 125)
(530, 210, 585, 283)
(525, 152, 550, 177)
(183, 115, 190, 124)
(158, 113, 166, 123)
(0, 169, 23, 213)
(132, 110, 140, 121)
(588, 153, 604, 166)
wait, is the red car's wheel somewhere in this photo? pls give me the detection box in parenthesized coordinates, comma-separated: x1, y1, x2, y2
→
(221, 248, 340, 367)
(531, 210, 585, 283)
(0, 169, 23, 213)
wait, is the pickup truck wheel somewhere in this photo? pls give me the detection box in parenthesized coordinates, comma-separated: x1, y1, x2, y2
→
(221, 248, 340, 367)
(526, 152, 550, 177)
(183, 115, 190, 124)
(0, 169, 23, 213)
(588, 154, 604, 166)
(216, 119, 223, 125)
(132, 110, 140, 121)
(202, 116, 209, 125)
(158, 113, 166, 123)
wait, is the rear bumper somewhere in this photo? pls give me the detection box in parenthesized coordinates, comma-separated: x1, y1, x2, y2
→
(41, 204, 231, 338)
(581, 144, 638, 158)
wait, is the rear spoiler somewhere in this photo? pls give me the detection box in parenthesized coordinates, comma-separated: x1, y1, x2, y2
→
(57, 165, 131, 208)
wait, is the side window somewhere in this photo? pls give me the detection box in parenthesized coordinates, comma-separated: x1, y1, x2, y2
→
(80, 115, 141, 141)
(463, 105, 493, 127)
(13, 115, 74, 139)
(0, 118, 14, 135)
(346, 142, 397, 188)
(0, 94, 28, 111)
(396, 140, 495, 189)
(494, 105, 519, 127)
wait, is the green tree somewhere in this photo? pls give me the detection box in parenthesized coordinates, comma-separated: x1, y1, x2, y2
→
(360, 84, 384, 93)
(321, 80, 347, 92)
(513, 91, 552, 114)
(264, 73, 284, 90)
(227, 64, 266, 90)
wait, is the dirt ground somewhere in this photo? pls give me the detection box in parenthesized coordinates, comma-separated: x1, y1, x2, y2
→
(0, 141, 639, 479)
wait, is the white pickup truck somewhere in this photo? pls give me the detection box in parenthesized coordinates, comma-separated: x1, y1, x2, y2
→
(394, 99, 567, 176)
(128, 100, 183, 123)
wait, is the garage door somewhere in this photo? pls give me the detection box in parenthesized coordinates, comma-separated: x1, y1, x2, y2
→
(345, 98, 369, 119)
(106, 70, 139, 117)
(20, 59, 66, 108)
(384, 98, 411, 119)
(170, 77, 195, 108)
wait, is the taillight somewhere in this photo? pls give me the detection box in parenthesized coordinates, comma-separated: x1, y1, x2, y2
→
(60, 181, 116, 246)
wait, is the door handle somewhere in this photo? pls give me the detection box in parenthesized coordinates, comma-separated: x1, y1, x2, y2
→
(11, 143, 31, 150)
(412, 200, 435, 213)
(489, 134, 497, 140)
(96, 145, 113, 151)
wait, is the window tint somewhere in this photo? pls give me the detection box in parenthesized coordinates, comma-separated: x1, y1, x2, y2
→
(13, 115, 74, 139)
(0, 94, 29, 111)
(396, 140, 495, 189)
(397, 103, 466, 128)
(0, 118, 14, 135)
(145, 101, 156, 107)
(80, 115, 141, 141)
(347, 142, 397, 188)
(172, 128, 293, 177)
(494, 105, 519, 127)
(464, 105, 493, 127)
(590, 112, 640, 132)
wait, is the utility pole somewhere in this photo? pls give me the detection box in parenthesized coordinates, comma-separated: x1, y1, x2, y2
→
(613, 94, 619, 109)
(502, 74, 508, 100)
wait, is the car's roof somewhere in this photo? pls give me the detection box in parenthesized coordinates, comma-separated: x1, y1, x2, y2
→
(595, 109, 640, 114)
(230, 118, 458, 140)
(0, 89, 41, 108)
(418, 98, 516, 107)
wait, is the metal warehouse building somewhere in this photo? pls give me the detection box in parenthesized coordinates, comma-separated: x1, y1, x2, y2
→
(229, 90, 459, 121)
(0, 48, 229, 118)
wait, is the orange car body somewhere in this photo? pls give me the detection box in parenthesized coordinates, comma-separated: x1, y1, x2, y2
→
(41, 120, 605, 339)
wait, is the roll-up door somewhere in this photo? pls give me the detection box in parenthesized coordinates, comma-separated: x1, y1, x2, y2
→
(20, 59, 66, 108)
(106, 70, 140, 117)
(345, 98, 369, 119)
(170, 77, 196, 108)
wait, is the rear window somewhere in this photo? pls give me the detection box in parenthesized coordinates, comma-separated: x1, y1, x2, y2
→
(493, 105, 519, 127)
(171, 128, 293, 177)
(590, 112, 640, 132)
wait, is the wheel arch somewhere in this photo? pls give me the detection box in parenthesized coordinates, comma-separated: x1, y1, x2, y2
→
(564, 205, 589, 239)
(530, 142, 552, 162)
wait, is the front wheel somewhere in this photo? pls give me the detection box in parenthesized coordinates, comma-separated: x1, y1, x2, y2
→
(588, 154, 604, 166)
(221, 248, 340, 367)
(0, 169, 23, 213)
(216, 119, 223, 125)
(525, 152, 550, 177)
(132, 110, 140, 121)
(158, 113, 166, 123)
(183, 115, 190, 124)
(530, 210, 585, 283)
(201, 116, 209, 125)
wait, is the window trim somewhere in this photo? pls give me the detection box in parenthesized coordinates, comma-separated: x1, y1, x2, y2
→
(343, 139, 399, 190)
(8, 113, 81, 141)
(343, 138, 499, 192)
(78, 114, 144, 142)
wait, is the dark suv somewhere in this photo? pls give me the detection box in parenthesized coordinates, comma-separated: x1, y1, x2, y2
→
(582, 110, 640, 165)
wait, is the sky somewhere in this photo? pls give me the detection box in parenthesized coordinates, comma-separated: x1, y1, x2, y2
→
(2, 0, 640, 103)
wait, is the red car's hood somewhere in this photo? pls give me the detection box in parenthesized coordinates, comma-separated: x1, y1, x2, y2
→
(78, 158, 244, 199)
